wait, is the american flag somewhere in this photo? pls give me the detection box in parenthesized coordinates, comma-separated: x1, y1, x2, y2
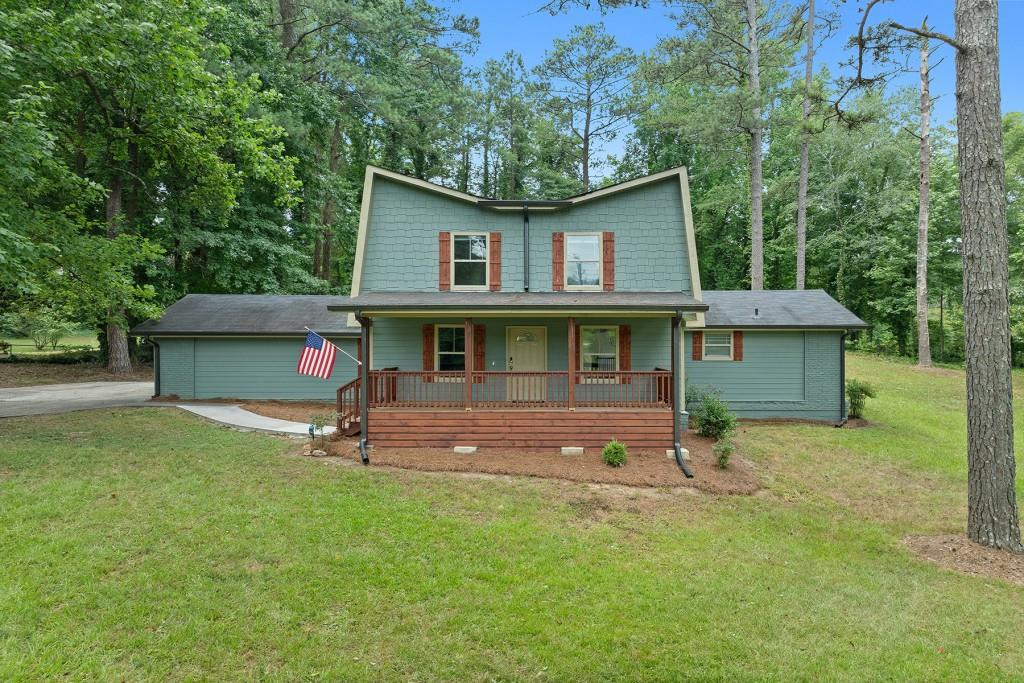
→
(297, 330, 337, 379)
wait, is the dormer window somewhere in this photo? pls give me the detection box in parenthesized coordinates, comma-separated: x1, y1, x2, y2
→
(565, 234, 601, 290)
(452, 233, 489, 290)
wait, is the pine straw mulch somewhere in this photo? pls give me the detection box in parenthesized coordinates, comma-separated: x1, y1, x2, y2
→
(325, 434, 759, 494)
(241, 400, 335, 423)
(904, 534, 1024, 587)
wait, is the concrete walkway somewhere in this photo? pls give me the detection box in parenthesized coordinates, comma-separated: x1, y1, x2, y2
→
(0, 381, 153, 417)
(176, 404, 337, 438)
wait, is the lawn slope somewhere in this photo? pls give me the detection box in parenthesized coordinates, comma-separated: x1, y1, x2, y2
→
(0, 354, 1022, 680)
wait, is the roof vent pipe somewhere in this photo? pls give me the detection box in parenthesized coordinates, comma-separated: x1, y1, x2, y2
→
(522, 204, 530, 292)
(754, 307, 760, 319)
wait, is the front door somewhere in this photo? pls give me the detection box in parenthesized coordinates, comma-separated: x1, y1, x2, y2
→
(506, 326, 547, 402)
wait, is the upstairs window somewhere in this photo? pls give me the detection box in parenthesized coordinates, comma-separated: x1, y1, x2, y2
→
(452, 233, 488, 289)
(702, 331, 734, 360)
(565, 234, 601, 289)
(436, 325, 466, 371)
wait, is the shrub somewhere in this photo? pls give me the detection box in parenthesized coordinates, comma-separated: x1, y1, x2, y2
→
(846, 379, 876, 419)
(713, 439, 734, 469)
(602, 439, 627, 467)
(693, 394, 737, 440)
(309, 411, 339, 447)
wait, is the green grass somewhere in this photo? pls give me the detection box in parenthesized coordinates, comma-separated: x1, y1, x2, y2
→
(2, 329, 99, 355)
(1, 354, 1022, 680)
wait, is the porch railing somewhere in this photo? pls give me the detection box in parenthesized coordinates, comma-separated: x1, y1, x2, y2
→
(362, 370, 672, 410)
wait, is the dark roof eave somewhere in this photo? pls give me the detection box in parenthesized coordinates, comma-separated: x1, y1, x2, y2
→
(328, 303, 709, 313)
(703, 323, 868, 330)
(130, 329, 361, 337)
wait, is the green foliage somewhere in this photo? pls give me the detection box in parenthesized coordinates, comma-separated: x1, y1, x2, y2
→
(602, 439, 627, 467)
(310, 411, 339, 447)
(0, 306, 76, 351)
(692, 393, 738, 440)
(712, 438, 734, 469)
(846, 380, 877, 420)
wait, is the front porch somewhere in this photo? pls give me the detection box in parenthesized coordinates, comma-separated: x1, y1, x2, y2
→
(327, 292, 706, 462)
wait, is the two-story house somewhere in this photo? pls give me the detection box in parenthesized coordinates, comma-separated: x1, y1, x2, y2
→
(134, 165, 866, 465)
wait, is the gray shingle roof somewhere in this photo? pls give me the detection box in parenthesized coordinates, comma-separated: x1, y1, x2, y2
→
(130, 294, 359, 337)
(701, 290, 867, 329)
(328, 290, 708, 312)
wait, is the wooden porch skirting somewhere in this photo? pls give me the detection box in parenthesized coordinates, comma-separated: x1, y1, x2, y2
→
(366, 408, 674, 449)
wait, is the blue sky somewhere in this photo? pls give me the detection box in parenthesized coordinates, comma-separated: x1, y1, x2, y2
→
(456, 0, 1024, 129)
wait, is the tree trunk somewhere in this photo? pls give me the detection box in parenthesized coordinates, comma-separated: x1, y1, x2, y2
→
(916, 31, 933, 367)
(319, 119, 342, 284)
(105, 172, 132, 375)
(279, 0, 297, 53)
(746, 0, 764, 290)
(796, 0, 814, 290)
(582, 89, 592, 191)
(955, 0, 1021, 551)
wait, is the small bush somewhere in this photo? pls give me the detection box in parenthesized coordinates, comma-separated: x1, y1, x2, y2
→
(713, 439, 734, 469)
(693, 394, 737, 440)
(309, 411, 339, 447)
(846, 379, 876, 419)
(602, 439, 627, 467)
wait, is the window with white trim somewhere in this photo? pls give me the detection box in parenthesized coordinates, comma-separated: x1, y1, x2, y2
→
(703, 331, 733, 360)
(580, 326, 618, 371)
(452, 233, 488, 289)
(565, 234, 601, 289)
(436, 325, 465, 371)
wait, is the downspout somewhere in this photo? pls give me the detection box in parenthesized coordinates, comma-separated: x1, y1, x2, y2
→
(522, 204, 530, 292)
(356, 312, 370, 464)
(671, 312, 694, 478)
(149, 337, 160, 397)
(837, 331, 848, 426)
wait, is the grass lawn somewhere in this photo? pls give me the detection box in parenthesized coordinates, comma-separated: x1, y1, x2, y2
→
(2, 329, 99, 355)
(1, 353, 1022, 680)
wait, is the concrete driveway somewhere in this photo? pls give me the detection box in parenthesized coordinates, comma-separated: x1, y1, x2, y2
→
(0, 381, 154, 418)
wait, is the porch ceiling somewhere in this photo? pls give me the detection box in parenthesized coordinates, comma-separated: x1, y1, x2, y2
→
(328, 291, 708, 316)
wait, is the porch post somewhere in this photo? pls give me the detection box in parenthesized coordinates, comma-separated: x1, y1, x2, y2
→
(357, 313, 371, 465)
(567, 317, 576, 411)
(671, 313, 693, 478)
(464, 317, 473, 410)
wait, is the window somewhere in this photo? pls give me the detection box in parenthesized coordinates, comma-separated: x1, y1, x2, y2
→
(436, 325, 465, 371)
(565, 234, 601, 289)
(452, 233, 488, 289)
(580, 326, 618, 371)
(703, 331, 733, 360)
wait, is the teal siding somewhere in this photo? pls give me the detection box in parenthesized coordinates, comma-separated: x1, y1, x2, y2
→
(158, 337, 194, 398)
(372, 317, 672, 372)
(359, 176, 692, 294)
(153, 336, 359, 400)
(530, 178, 691, 293)
(684, 331, 842, 421)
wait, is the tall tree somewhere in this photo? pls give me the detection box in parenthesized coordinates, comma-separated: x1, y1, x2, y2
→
(853, 0, 1021, 550)
(745, 0, 766, 290)
(795, 0, 815, 290)
(914, 27, 933, 367)
(534, 24, 637, 191)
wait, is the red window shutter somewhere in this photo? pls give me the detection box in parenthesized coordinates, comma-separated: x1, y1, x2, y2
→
(422, 324, 435, 381)
(602, 231, 615, 291)
(489, 232, 502, 291)
(438, 232, 451, 291)
(573, 322, 581, 383)
(733, 331, 744, 361)
(552, 232, 565, 291)
(618, 324, 631, 384)
(473, 324, 486, 383)
(692, 330, 703, 361)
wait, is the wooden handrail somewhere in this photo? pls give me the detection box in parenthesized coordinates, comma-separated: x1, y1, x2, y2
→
(363, 370, 672, 410)
(336, 377, 361, 431)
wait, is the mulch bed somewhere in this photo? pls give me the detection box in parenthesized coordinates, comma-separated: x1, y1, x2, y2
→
(241, 400, 335, 423)
(0, 362, 152, 388)
(326, 434, 759, 494)
(904, 534, 1024, 586)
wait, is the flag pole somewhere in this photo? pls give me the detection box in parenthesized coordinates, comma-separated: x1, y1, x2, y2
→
(304, 326, 362, 365)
